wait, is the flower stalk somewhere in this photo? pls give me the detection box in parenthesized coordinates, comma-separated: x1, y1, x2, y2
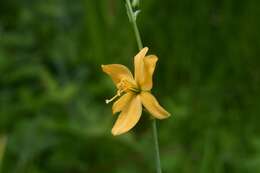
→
(152, 120, 162, 173)
(125, 1, 163, 172)
(125, 0, 143, 50)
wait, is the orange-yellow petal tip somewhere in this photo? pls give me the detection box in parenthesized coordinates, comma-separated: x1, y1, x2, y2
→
(111, 125, 129, 136)
(112, 106, 119, 114)
(152, 109, 171, 120)
(101, 64, 106, 70)
(162, 111, 171, 118)
(111, 128, 121, 136)
(101, 65, 105, 70)
(140, 47, 149, 55)
(143, 47, 149, 51)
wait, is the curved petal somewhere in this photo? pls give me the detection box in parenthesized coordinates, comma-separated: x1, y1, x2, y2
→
(102, 64, 134, 86)
(134, 47, 148, 86)
(112, 95, 142, 136)
(140, 55, 158, 90)
(112, 92, 135, 114)
(140, 92, 170, 119)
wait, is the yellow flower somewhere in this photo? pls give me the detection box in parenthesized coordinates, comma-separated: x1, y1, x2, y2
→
(102, 47, 170, 136)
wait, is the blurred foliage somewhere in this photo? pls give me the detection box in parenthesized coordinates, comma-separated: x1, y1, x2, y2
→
(0, 0, 260, 173)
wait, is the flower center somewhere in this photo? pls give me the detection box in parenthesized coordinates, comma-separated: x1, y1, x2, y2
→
(105, 78, 139, 104)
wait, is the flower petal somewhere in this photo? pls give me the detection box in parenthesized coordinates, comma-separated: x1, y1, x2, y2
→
(111, 95, 142, 136)
(140, 55, 158, 91)
(140, 91, 170, 119)
(102, 64, 135, 86)
(112, 92, 135, 114)
(134, 47, 148, 86)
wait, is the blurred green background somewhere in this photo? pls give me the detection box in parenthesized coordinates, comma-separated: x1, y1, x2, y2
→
(0, 0, 260, 172)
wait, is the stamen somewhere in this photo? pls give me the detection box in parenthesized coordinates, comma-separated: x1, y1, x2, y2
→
(105, 79, 139, 104)
(105, 95, 118, 104)
(105, 91, 121, 104)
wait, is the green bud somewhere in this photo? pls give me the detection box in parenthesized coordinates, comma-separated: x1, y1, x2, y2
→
(133, 10, 141, 21)
(132, 0, 140, 8)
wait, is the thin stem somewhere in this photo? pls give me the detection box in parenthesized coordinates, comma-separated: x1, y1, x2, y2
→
(125, 1, 162, 173)
(125, 0, 143, 50)
(152, 119, 162, 173)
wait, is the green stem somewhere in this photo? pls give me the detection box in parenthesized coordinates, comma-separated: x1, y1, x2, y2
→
(152, 120, 162, 173)
(125, 0, 143, 50)
(125, 1, 162, 173)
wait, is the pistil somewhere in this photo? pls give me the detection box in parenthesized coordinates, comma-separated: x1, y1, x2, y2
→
(105, 90, 122, 104)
